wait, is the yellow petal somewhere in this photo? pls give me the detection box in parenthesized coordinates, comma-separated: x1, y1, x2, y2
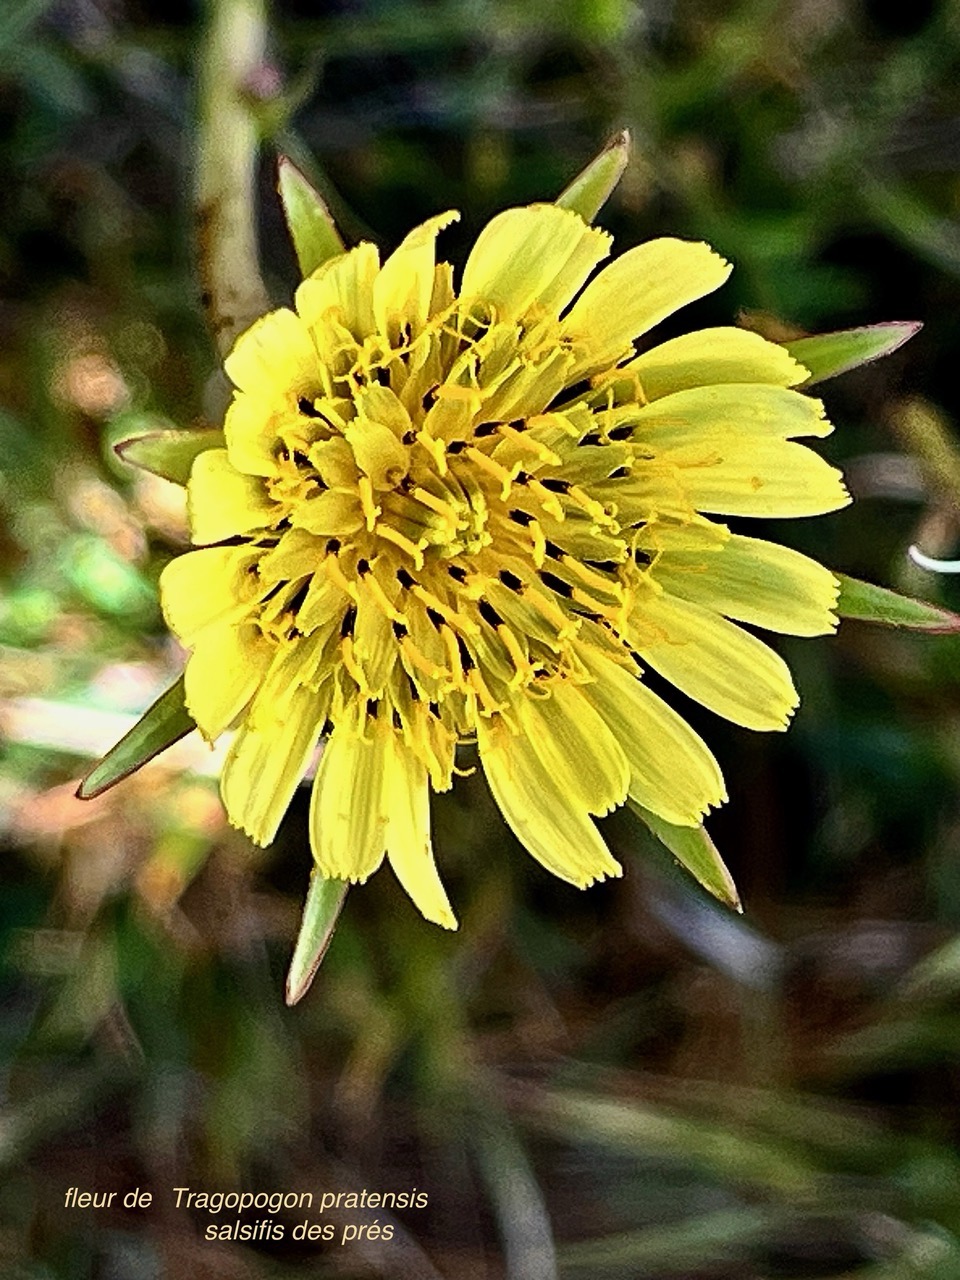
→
(563, 238, 731, 379)
(625, 327, 807, 400)
(632, 384, 832, 443)
(257, 528, 325, 585)
(354, 384, 414, 440)
(517, 680, 629, 817)
(295, 241, 380, 341)
(159, 545, 260, 643)
(221, 685, 326, 846)
(187, 448, 277, 544)
(384, 736, 457, 929)
(309, 436, 358, 488)
(651, 531, 839, 637)
(478, 345, 573, 423)
(184, 621, 272, 741)
(309, 719, 388, 881)
(578, 647, 726, 826)
(619, 438, 849, 519)
(223, 392, 279, 477)
(373, 211, 460, 341)
(291, 488, 364, 536)
(345, 417, 409, 490)
(354, 583, 397, 696)
(631, 590, 799, 731)
(476, 715, 622, 887)
(224, 308, 318, 396)
(460, 204, 611, 323)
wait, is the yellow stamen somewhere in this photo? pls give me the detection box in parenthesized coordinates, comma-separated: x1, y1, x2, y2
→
(358, 475, 381, 530)
(497, 624, 535, 686)
(376, 524, 425, 569)
(340, 636, 367, 690)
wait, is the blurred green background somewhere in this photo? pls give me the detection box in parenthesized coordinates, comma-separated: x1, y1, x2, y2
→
(4, 0, 960, 1276)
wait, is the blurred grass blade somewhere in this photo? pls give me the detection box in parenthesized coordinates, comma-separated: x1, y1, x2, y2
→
(526, 1088, 818, 1196)
(555, 130, 630, 223)
(836, 573, 960, 631)
(631, 801, 741, 911)
(278, 155, 345, 278)
(560, 1208, 775, 1274)
(115, 428, 226, 485)
(471, 1100, 559, 1280)
(76, 676, 195, 799)
(286, 873, 348, 1005)
(785, 322, 921, 385)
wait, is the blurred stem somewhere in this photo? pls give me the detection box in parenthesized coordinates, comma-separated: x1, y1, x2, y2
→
(195, 0, 270, 357)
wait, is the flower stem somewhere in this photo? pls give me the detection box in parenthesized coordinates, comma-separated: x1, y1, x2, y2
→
(195, 0, 271, 357)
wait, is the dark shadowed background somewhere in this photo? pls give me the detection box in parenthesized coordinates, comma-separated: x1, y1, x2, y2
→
(3, 0, 960, 1276)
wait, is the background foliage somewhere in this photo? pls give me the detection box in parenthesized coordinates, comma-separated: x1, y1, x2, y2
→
(3, 0, 960, 1275)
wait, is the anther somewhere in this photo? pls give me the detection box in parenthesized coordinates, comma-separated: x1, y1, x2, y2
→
(393, 620, 409, 639)
(580, 432, 602, 446)
(326, 538, 341, 554)
(499, 569, 523, 592)
(298, 397, 323, 418)
(366, 698, 379, 718)
(357, 558, 371, 576)
(448, 564, 467, 582)
(447, 440, 467, 454)
(340, 606, 357, 638)
(474, 422, 498, 438)
(397, 567, 415, 590)
(402, 430, 417, 445)
(608, 466, 630, 479)
(607, 423, 634, 441)
(544, 540, 566, 560)
(540, 477, 571, 494)
(426, 607, 445, 629)
(508, 509, 534, 526)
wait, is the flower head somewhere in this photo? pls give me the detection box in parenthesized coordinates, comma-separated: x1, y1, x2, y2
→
(160, 201, 848, 928)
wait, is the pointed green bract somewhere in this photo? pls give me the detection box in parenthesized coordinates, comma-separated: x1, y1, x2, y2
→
(115, 429, 226, 486)
(76, 676, 195, 800)
(285, 873, 348, 1006)
(277, 156, 345, 279)
(836, 573, 960, 631)
(555, 130, 631, 223)
(630, 800, 741, 911)
(785, 322, 921, 386)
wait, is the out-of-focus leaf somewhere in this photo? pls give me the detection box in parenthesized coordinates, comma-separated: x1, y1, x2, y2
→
(894, 934, 960, 1005)
(559, 1208, 777, 1275)
(785, 321, 921, 385)
(278, 155, 345, 279)
(115, 428, 226, 485)
(525, 1088, 820, 1196)
(285, 873, 348, 1006)
(76, 676, 194, 800)
(631, 802, 741, 911)
(835, 573, 960, 631)
(555, 130, 630, 223)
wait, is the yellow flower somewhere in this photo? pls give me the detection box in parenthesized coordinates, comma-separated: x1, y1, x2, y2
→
(160, 202, 848, 929)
